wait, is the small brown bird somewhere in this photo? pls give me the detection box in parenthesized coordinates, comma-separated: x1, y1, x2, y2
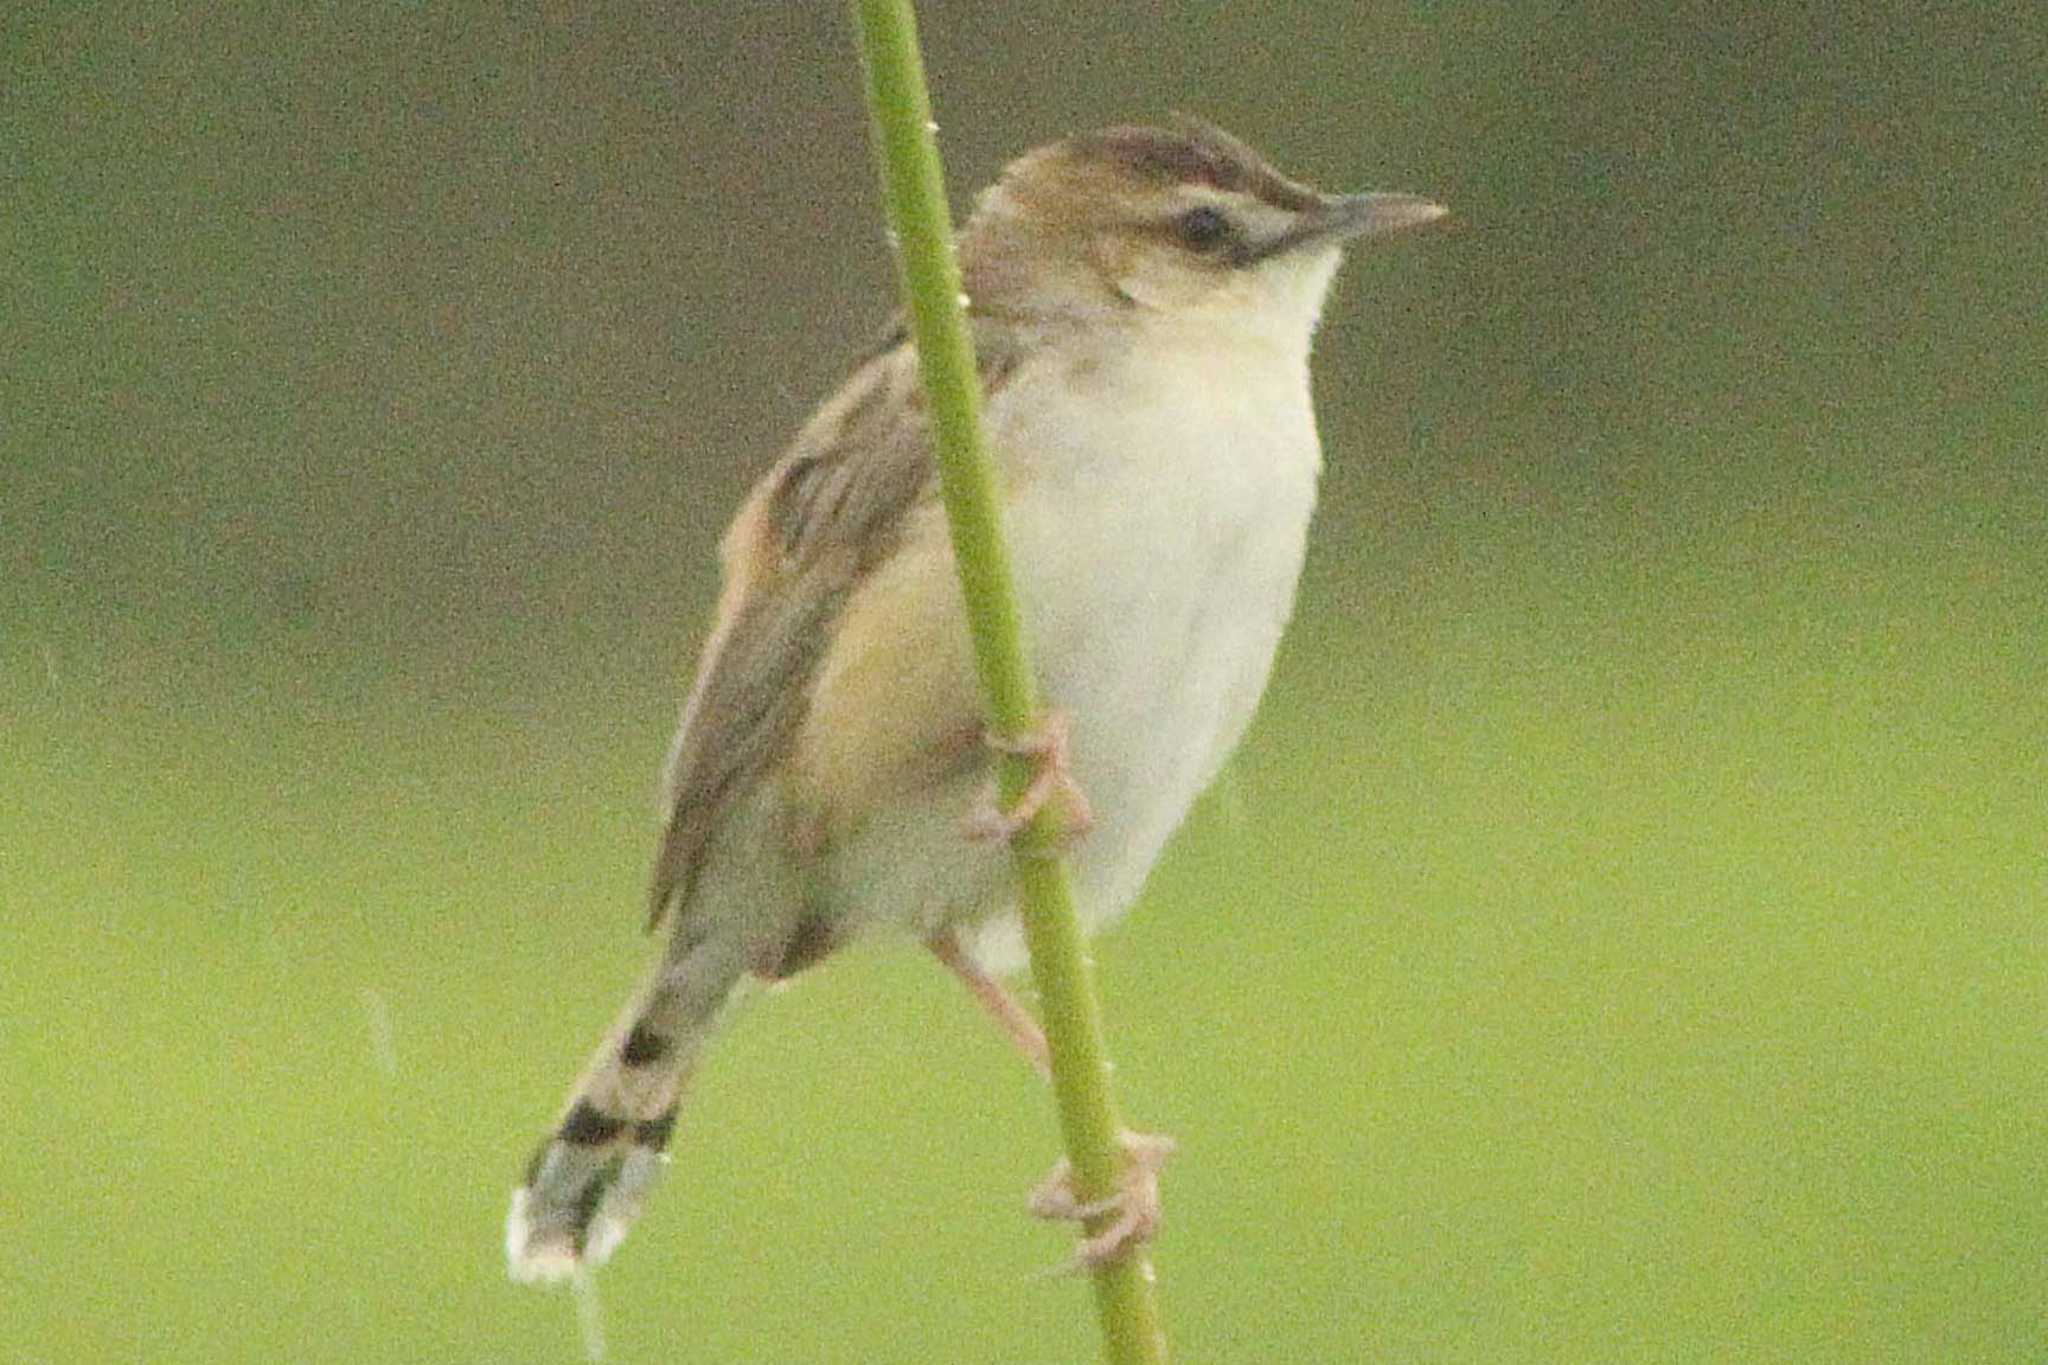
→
(506, 117, 1444, 1282)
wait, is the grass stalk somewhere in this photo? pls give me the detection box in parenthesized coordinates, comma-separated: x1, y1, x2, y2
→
(849, 3, 1169, 1360)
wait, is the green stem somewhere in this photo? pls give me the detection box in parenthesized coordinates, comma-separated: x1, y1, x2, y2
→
(849, 4, 1169, 1362)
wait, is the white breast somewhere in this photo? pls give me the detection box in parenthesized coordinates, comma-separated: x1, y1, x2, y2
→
(808, 253, 1340, 971)
(962, 318, 1324, 965)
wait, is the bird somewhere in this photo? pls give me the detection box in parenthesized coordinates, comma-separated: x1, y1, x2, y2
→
(505, 116, 1445, 1283)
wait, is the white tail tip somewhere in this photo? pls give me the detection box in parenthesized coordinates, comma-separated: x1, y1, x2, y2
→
(505, 1148, 666, 1285)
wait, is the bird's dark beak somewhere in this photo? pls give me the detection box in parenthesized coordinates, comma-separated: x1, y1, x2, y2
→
(1319, 191, 1449, 239)
(1256, 191, 1448, 260)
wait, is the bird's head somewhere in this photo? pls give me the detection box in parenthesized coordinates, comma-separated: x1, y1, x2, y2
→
(960, 117, 1445, 344)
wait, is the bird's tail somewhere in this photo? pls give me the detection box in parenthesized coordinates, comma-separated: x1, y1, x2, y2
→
(506, 929, 748, 1283)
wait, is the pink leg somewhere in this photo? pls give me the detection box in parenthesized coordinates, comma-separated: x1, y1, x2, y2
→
(927, 932, 1050, 1081)
(926, 931, 1175, 1270)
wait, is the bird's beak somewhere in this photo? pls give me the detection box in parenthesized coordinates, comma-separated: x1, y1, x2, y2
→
(1256, 191, 1448, 260)
(1318, 191, 1450, 239)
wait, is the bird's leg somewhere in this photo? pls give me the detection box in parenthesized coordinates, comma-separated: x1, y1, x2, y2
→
(962, 709, 1094, 846)
(927, 931, 1050, 1080)
(926, 931, 1174, 1269)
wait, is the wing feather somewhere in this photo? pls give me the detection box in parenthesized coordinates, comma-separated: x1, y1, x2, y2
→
(644, 324, 1026, 930)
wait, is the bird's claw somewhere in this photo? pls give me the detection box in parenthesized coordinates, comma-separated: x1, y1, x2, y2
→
(962, 709, 1093, 847)
(1027, 1130, 1175, 1272)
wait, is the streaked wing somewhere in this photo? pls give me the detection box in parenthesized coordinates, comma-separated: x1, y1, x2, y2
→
(644, 323, 1024, 929)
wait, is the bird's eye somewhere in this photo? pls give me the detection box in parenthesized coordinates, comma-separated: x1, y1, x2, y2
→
(1173, 205, 1234, 252)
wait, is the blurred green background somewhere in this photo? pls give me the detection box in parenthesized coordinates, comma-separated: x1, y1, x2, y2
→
(6, 3, 2045, 1361)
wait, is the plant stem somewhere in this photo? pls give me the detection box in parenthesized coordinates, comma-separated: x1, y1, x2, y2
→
(849, 4, 1169, 1361)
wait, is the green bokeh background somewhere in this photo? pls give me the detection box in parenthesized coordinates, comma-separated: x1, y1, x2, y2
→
(7, 4, 2045, 1361)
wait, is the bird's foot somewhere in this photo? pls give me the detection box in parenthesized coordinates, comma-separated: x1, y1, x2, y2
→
(962, 709, 1093, 847)
(1028, 1129, 1176, 1271)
